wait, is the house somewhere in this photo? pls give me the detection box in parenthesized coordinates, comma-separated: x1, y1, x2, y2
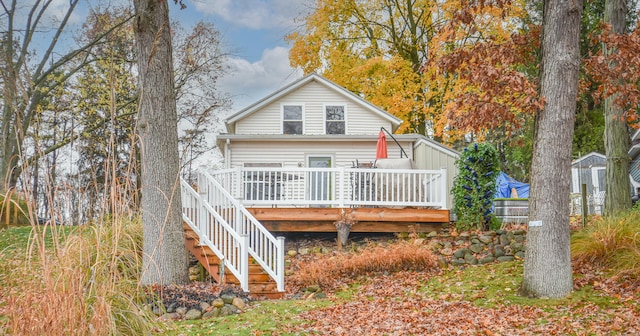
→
(216, 73, 459, 212)
(629, 129, 640, 192)
(571, 152, 607, 195)
(179, 73, 459, 297)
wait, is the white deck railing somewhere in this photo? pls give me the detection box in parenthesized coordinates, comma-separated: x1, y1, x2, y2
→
(183, 172, 286, 293)
(210, 167, 447, 209)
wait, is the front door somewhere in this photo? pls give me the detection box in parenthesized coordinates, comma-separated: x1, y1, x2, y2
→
(308, 156, 332, 206)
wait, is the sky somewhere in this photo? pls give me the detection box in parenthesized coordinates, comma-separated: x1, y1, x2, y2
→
(27, 0, 307, 111)
(170, 0, 307, 111)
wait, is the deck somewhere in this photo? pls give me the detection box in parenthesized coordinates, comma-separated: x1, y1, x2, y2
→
(248, 207, 448, 232)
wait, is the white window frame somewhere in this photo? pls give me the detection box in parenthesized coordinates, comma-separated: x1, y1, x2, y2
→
(323, 103, 347, 135)
(281, 103, 304, 135)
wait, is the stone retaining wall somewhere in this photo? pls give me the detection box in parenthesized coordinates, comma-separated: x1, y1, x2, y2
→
(423, 229, 527, 266)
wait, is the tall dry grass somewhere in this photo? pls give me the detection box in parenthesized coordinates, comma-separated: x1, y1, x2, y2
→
(571, 210, 640, 276)
(0, 217, 154, 335)
(289, 240, 439, 291)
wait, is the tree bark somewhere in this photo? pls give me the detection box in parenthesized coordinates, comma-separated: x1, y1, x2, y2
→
(603, 0, 630, 216)
(521, 0, 582, 298)
(133, 0, 189, 285)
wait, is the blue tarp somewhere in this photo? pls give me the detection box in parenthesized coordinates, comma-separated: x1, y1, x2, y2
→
(495, 172, 529, 198)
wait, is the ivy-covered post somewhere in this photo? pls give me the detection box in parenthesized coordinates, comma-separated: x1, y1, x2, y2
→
(452, 143, 500, 231)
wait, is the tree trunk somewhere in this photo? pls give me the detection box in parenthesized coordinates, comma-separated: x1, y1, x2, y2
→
(521, 0, 582, 298)
(133, 0, 189, 285)
(603, 0, 630, 216)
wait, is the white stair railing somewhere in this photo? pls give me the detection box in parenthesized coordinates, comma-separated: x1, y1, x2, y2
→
(198, 171, 285, 292)
(181, 178, 249, 292)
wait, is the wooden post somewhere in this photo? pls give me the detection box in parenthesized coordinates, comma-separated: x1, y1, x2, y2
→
(581, 183, 588, 228)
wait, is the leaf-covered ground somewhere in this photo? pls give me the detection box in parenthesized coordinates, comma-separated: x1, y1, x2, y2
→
(281, 265, 640, 336)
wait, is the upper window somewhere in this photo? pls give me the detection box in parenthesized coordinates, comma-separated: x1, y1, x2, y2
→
(325, 105, 345, 134)
(282, 105, 303, 134)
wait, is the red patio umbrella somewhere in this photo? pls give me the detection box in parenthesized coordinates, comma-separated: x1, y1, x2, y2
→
(376, 130, 388, 159)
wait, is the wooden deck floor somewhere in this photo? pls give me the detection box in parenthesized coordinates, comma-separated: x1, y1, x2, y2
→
(247, 207, 449, 233)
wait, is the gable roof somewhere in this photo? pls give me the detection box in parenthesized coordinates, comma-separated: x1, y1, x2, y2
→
(572, 152, 606, 167)
(225, 73, 403, 131)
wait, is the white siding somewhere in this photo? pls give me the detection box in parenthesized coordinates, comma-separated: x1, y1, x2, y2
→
(234, 81, 393, 135)
(413, 141, 459, 209)
(226, 139, 414, 169)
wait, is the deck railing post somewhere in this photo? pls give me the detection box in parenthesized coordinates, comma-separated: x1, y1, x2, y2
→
(440, 168, 448, 209)
(235, 166, 243, 201)
(240, 234, 249, 292)
(338, 167, 345, 207)
(197, 173, 207, 242)
(276, 236, 285, 292)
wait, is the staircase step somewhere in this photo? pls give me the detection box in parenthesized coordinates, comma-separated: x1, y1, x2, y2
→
(183, 222, 284, 298)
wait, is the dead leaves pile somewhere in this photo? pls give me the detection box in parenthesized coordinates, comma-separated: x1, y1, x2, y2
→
(283, 270, 640, 335)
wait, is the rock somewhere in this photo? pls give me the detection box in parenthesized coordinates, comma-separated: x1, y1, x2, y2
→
(437, 256, 448, 268)
(454, 248, 470, 258)
(232, 297, 246, 311)
(483, 231, 497, 236)
(515, 251, 525, 259)
(451, 259, 467, 266)
(495, 229, 506, 235)
(316, 292, 327, 299)
(514, 234, 525, 243)
(199, 302, 210, 311)
(513, 230, 526, 235)
(497, 256, 515, 262)
(459, 231, 471, 238)
(285, 269, 295, 276)
(211, 298, 225, 308)
(166, 302, 177, 314)
(471, 238, 481, 245)
(469, 244, 484, 254)
(455, 239, 467, 246)
(413, 238, 425, 245)
(159, 313, 180, 321)
(439, 247, 453, 256)
(306, 284, 321, 293)
(287, 250, 298, 257)
(464, 253, 477, 265)
(151, 304, 164, 316)
(493, 246, 505, 258)
(442, 241, 453, 249)
(507, 231, 516, 241)
(427, 231, 438, 238)
(299, 247, 310, 255)
(510, 242, 524, 252)
(202, 308, 220, 319)
(185, 309, 202, 320)
(499, 234, 510, 246)
(478, 235, 493, 244)
(221, 294, 235, 305)
(218, 305, 235, 317)
(478, 256, 495, 264)
(175, 307, 187, 317)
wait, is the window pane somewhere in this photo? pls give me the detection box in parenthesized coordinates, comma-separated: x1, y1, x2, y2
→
(325, 105, 344, 120)
(283, 105, 302, 120)
(284, 121, 303, 134)
(326, 121, 345, 134)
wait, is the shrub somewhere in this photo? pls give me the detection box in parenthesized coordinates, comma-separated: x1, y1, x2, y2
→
(288, 240, 439, 292)
(0, 218, 154, 335)
(452, 143, 500, 231)
(571, 211, 640, 276)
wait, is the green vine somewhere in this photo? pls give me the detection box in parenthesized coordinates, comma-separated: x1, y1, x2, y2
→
(452, 143, 500, 231)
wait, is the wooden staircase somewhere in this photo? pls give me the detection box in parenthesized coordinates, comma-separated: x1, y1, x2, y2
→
(184, 224, 284, 299)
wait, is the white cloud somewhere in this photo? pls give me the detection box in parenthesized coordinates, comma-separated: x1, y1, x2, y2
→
(220, 46, 303, 111)
(190, 0, 309, 30)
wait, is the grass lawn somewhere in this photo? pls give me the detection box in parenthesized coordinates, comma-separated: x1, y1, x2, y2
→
(1, 223, 638, 335)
